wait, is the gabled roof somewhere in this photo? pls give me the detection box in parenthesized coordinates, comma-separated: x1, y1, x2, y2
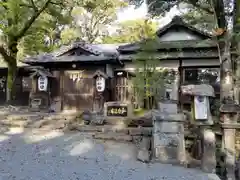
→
(53, 41, 102, 57)
(118, 16, 215, 53)
(156, 16, 213, 38)
(22, 42, 123, 65)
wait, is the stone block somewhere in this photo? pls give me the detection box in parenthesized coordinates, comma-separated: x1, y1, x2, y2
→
(137, 150, 150, 163)
(154, 146, 178, 162)
(67, 123, 79, 131)
(154, 145, 186, 164)
(50, 98, 62, 113)
(27, 115, 43, 121)
(13, 120, 29, 127)
(153, 113, 185, 122)
(139, 137, 151, 151)
(142, 128, 152, 136)
(0, 114, 8, 120)
(132, 136, 142, 145)
(154, 122, 184, 133)
(158, 101, 178, 114)
(153, 133, 183, 147)
(7, 115, 26, 121)
(101, 125, 128, 134)
(181, 84, 215, 97)
(93, 133, 132, 141)
(31, 119, 51, 128)
(128, 128, 143, 135)
(76, 125, 102, 132)
(90, 113, 105, 125)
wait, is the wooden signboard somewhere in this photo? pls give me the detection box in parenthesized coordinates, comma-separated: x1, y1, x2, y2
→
(107, 105, 128, 117)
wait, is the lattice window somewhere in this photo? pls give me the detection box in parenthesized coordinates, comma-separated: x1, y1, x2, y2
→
(115, 71, 129, 102)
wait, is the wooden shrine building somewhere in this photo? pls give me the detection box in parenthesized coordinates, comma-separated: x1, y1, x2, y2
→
(0, 16, 220, 112)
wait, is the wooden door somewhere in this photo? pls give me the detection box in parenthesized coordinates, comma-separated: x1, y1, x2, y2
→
(63, 70, 94, 111)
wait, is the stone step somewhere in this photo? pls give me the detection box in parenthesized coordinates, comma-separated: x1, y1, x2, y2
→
(5, 114, 45, 122)
(0, 119, 29, 127)
(93, 132, 133, 142)
(43, 114, 77, 121)
(66, 124, 152, 135)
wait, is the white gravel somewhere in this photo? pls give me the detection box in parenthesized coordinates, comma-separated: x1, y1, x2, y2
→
(0, 128, 220, 180)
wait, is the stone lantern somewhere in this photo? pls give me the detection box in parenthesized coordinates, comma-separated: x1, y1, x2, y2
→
(181, 84, 216, 173)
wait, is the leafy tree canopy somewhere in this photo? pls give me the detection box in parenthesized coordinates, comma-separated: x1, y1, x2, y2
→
(102, 18, 158, 43)
(60, 0, 128, 44)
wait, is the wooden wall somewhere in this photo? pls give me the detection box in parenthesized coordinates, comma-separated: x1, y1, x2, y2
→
(48, 64, 106, 111)
(0, 68, 31, 106)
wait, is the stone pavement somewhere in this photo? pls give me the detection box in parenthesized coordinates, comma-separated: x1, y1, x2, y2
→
(0, 128, 220, 180)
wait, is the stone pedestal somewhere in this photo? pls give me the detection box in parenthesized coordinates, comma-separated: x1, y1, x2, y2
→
(200, 127, 216, 173)
(220, 104, 240, 180)
(153, 102, 186, 165)
(222, 124, 237, 180)
(224, 128, 236, 180)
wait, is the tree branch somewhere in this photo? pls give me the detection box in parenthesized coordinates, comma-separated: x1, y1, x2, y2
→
(182, 0, 214, 14)
(0, 46, 11, 63)
(1, 0, 8, 9)
(14, 0, 52, 41)
(30, 0, 38, 11)
(19, 3, 34, 9)
(212, 0, 226, 29)
(50, 1, 64, 7)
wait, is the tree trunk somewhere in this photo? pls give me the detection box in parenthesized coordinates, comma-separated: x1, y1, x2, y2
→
(218, 19, 237, 180)
(5, 41, 18, 104)
(6, 60, 17, 104)
(220, 36, 234, 104)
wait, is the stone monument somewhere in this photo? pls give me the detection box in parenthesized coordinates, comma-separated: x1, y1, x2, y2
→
(153, 100, 186, 165)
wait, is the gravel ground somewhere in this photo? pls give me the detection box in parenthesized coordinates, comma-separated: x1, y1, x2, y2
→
(0, 128, 220, 180)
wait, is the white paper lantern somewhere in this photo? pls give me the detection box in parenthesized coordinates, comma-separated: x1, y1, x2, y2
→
(96, 76, 105, 92)
(38, 76, 48, 91)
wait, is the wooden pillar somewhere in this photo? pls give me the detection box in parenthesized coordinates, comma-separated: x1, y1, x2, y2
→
(178, 59, 183, 111)
(60, 70, 64, 111)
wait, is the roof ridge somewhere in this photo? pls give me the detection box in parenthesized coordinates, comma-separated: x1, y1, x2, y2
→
(157, 15, 213, 38)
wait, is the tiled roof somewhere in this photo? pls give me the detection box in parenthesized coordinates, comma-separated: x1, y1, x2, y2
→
(118, 39, 217, 52)
(23, 42, 123, 65)
(21, 17, 217, 65)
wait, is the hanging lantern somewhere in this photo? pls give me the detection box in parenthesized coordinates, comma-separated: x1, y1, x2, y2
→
(38, 76, 48, 91)
(96, 76, 105, 92)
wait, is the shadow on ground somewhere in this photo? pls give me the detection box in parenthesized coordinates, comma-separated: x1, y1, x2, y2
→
(0, 127, 220, 180)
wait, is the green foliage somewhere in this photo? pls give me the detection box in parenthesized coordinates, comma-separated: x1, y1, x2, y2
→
(102, 19, 158, 43)
(129, 0, 216, 30)
(60, 0, 128, 44)
(0, 0, 73, 60)
(0, 0, 77, 102)
(132, 39, 176, 109)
